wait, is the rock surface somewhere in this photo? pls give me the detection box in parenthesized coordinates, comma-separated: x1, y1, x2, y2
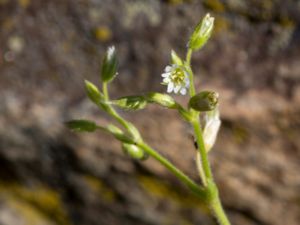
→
(0, 0, 300, 225)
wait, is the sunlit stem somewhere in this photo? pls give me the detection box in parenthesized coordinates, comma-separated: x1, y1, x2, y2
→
(102, 82, 109, 101)
(196, 151, 207, 186)
(186, 49, 196, 96)
(186, 48, 231, 225)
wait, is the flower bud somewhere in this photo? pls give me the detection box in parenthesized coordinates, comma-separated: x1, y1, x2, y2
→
(171, 50, 183, 66)
(125, 122, 142, 143)
(188, 13, 214, 51)
(101, 46, 118, 83)
(112, 96, 147, 110)
(188, 91, 219, 112)
(84, 80, 110, 112)
(84, 80, 104, 104)
(146, 92, 178, 109)
(65, 119, 98, 132)
(106, 124, 133, 144)
(122, 143, 148, 160)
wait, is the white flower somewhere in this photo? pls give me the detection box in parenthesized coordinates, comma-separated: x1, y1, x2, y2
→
(161, 65, 190, 95)
(203, 109, 221, 152)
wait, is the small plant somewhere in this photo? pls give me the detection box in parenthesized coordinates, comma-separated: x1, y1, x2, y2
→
(67, 13, 231, 225)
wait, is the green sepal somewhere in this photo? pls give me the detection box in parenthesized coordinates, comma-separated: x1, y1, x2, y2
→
(101, 46, 118, 83)
(65, 119, 98, 132)
(122, 143, 148, 160)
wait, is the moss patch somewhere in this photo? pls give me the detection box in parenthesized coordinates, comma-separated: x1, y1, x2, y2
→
(0, 182, 70, 225)
(83, 175, 116, 203)
(138, 175, 208, 212)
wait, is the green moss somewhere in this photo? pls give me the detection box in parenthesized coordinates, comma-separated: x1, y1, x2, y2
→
(166, 0, 184, 5)
(8, 198, 54, 225)
(232, 124, 249, 144)
(0, 183, 70, 225)
(138, 175, 208, 212)
(93, 26, 112, 42)
(18, 0, 31, 8)
(214, 15, 230, 33)
(83, 175, 116, 202)
(0, 0, 9, 5)
(279, 16, 295, 28)
(203, 0, 225, 13)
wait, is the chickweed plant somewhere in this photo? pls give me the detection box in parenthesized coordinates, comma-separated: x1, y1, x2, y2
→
(67, 14, 231, 225)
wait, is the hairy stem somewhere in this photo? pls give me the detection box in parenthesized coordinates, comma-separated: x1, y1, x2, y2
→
(186, 48, 231, 225)
(186, 49, 196, 96)
(192, 119, 212, 181)
(196, 151, 207, 186)
(210, 196, 231, 225)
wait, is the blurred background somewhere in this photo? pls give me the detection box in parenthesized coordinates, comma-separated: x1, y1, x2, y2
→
(0, 0, 300, 224)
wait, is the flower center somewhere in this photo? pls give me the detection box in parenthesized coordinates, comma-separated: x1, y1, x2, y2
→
(170, 68, 185, 86)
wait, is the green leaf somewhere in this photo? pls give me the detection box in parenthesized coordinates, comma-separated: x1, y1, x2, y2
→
(101, 46, 118, 83)
(65, 120, 98, 132)
(146, 92, 178, 109)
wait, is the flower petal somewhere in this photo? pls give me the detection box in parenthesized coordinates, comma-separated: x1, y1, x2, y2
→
(167, 82, 174, 93)
(180, 88, 187, 95)
(174, 85, 180, 93)
(163, 77, 170, 83)
(165, 66, 172, 72)
(162, 72, 170, 78)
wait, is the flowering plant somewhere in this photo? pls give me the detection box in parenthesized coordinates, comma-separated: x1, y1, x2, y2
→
(67, 13, 231, 225)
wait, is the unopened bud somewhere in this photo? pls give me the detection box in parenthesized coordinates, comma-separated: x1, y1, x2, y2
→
(113, 96, 147, 110)
(84, 80, 104, 104)
(188, 13, 214, 51)
(122, 143, 148, 160)
(125, 122, 142, 143)
(146, 92, 178, 109)
(101, 46, 118, 83)
(171, 50, 183, 66)
(65, 119, 98, 132)
(189, 91, 219, 112)
(84, 80, 110, 111)
(106, 124, 133, 143)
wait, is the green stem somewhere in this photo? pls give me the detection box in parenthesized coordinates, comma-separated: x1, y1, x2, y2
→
(138, 142, 207, 201)
(196, 151, 207, 186)
(186, 48, 231, 225)
(186, 49, 196, 96)
(210, 196, 231, 225)
(102, 82, 109, 101)
(192, 119, 212, 181)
